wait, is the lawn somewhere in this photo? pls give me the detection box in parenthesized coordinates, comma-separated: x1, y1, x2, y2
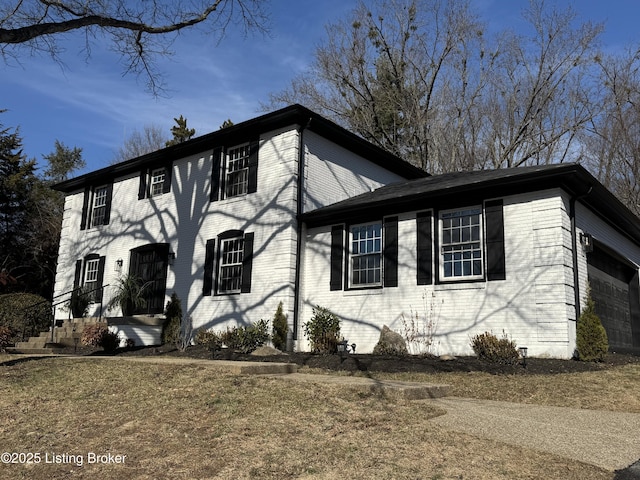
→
(1, 354, 637, 479)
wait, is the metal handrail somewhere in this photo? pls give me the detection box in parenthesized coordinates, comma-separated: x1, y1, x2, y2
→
(48, 284, 110, 343)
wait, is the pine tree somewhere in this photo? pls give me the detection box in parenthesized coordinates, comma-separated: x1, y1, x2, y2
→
(165, 115, 196, 146)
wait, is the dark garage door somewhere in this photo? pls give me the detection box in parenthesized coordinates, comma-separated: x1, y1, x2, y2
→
(587, 244, 640, 352)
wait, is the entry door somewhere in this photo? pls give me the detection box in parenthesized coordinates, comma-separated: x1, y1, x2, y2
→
(129, 244, 169, 314)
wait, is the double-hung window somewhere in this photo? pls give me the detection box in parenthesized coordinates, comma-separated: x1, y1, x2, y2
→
(225, 144, 250, 198)
(350, 222, 382, 287)
(440, 207, 483, 280)
(218, 236, 245, 293)
(150, 168, 166, 197)
(91, 186, 108, 228)
(83, 257, 100, 300)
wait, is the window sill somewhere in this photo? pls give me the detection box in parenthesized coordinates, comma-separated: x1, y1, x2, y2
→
(434, 281, 486, 291)
(344, 287, 384, 296)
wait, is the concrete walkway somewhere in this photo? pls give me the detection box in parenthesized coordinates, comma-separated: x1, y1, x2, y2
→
(428, 397, 640, 473)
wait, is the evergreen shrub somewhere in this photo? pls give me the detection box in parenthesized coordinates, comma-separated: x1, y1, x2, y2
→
(0, 293, 52, 343)
(470, 331, 519, 365)
(303, 306, 341, 354)
(576, 293, 608, 362)
(271, 301, 288, 351)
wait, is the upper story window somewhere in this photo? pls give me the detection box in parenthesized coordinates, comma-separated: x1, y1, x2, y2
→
(81, 184, 112, 230)
(138, 162, 173, 200)
(91, 186, 109, 228)
(210, 140, 259, 202)
(150, 168, 166, 197)
(439, 207, 483, 280)
(350, 222, 382, 287)
(225, 144, 250, 198)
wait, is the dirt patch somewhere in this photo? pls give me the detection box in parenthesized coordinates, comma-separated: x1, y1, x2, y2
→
(86, 343, 640, 375)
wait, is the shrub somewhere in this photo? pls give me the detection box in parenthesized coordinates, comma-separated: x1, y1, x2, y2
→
(221, 319, 269, 353)
(162, 293, 184, 347)
(124, 338, 136, 349)
(81, 323, 120, 352)
(271, 301, 288, 351)
(576, 293, 608, 362)
(194, 328, 222, 353)
(470, 331, 520, 365)
(0, 325, 13, 351)
(303, 306, 341, 354)
(0, 293, 53, 343)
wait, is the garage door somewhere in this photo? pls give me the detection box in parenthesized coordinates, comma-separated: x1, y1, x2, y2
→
(587, 244, 640, 352)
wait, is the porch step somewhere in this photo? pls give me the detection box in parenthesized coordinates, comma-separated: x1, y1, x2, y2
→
(10, 318, 103, 354)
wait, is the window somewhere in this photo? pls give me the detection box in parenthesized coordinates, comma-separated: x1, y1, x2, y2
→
(91, 186, 108, 227)
(225, 144, 250, 198)
(350, 222, 382, 287)
(138, 163, 172, 200)
(203, 231, 255, 296)
(81, 184, 112, 230)
(83, 258, 100, 301)
(150, 168, 166, 197)
(218, 236, 244, 293)
(440, 207, 483, 280)
(73, 255, 106, 305)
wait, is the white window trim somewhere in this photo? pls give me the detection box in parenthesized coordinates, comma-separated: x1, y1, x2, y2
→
(90, 185, 108, 228)
(224, 143, 250, 199)
(438, 206, 484, 282)
(218, 236, 244, 294)
(150, 168, 165, 197)
(349, 221, 383, 288)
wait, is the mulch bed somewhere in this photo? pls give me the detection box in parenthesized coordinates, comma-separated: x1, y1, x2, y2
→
(79, 343, 640, 375)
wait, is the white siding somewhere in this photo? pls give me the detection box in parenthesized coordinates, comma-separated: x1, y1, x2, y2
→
(300, 189, 578, 358)
(53, 123, 414, 347)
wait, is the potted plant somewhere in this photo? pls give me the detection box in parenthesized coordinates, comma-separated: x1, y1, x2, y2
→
(107, 274, 150, 316)
(68, 286, 91, 318)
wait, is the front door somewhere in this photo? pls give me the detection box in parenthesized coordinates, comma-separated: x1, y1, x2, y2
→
(129, 243, 169, 314)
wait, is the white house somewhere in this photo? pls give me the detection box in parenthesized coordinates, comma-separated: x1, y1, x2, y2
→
(52, 105, 640, 358)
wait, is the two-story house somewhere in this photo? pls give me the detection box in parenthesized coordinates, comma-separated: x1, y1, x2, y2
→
(52, 105, 640, 358)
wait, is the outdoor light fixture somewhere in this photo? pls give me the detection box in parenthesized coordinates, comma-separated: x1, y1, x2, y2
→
(115, 258, 123, 271)
(169, 250, 176, 265)
(580, 232, 593, 252)
(518, 346, 528, 368)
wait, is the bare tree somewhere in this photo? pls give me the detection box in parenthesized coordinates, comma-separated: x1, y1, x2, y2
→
(267, 0, 602, 173)
(583, 49, 640, 217)
(0, 0, 269, 94)
(112, 124, 168, 164)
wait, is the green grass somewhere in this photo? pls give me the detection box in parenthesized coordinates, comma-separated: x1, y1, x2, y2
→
(0, 355, 625, 479)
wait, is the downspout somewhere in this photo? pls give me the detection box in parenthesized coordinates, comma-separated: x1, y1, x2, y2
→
(570, 186, 593, 323)
(292, 118, 312, 351)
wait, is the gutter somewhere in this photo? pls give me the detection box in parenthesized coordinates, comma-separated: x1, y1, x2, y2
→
(291, 118, 312, 351)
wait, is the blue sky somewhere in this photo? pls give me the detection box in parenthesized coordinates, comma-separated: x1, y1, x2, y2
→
(2, 0, 639, 176)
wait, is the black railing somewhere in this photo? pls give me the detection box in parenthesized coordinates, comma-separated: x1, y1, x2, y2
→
(20, 284, 109, 343)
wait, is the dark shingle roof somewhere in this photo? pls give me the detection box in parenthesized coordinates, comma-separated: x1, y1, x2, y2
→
(302, 163, 640, 246)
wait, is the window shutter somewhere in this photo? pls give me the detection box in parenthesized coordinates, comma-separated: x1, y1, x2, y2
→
(95, 256, 106, 303)
(485, 199, 506, 281)
(162, 162, 173, 194)
(383, 217, 398, 287)
(330, 225, 344, 291)
(416, 211, 433, 285)
(241, 232, 254, 293)
(80, 187, 90, 230)
(103, 183, 113, 225)
(73, 259, 82, 290)
(210, 147, 223, 202)
(203, 239, 215, 296)
(138, 169, 148, 200)
(247, 140, 259, 194)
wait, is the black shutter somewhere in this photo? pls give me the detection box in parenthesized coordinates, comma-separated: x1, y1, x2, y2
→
(162, 162, 173, 194)
(241, 232, 254, 293)
(247, 140, 259, 194)
(417, 211, 433, 285)
(103, 183, 113, 225)
(210, 147, 223, 202)
(383, 217, 398, 287)
(485, 199, 506, 281)
(80, 187, 90, 230)
(73, 259, 82, 290)
(95, 256, 106, 303)
(330, 225, 344, 291)
(203, 239, 215, 296)
(138, 169, 148, 200)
